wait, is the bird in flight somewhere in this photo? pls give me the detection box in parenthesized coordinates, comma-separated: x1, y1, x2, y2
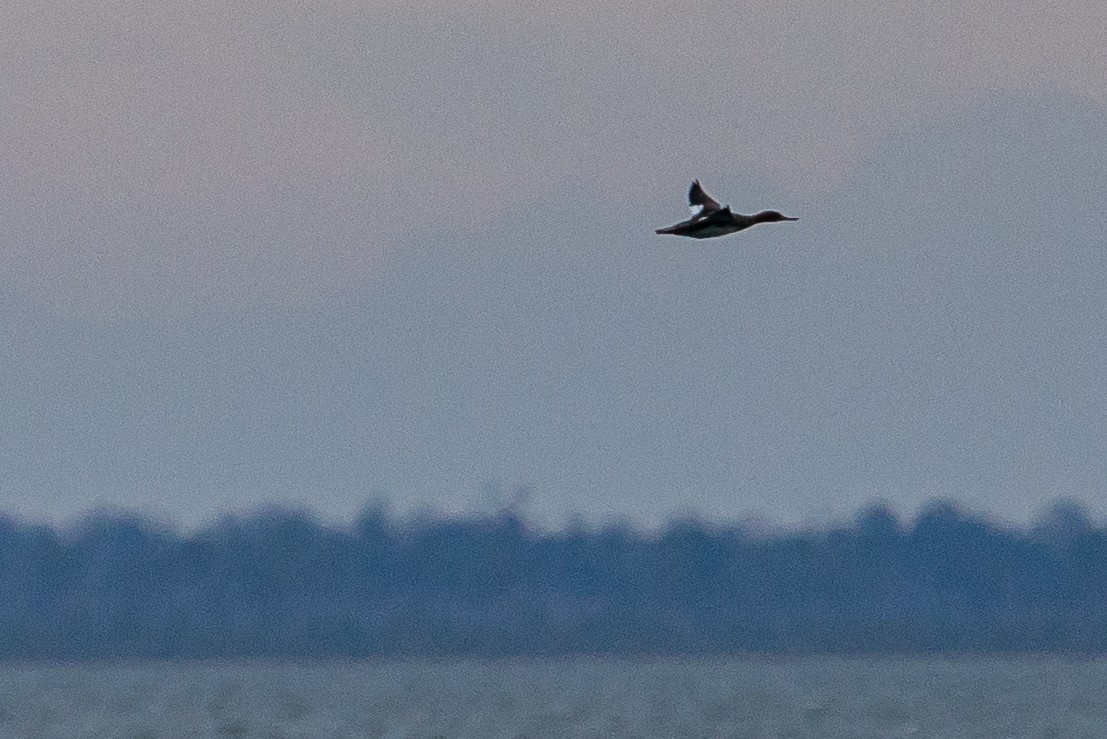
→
(655, 181, 797, 239)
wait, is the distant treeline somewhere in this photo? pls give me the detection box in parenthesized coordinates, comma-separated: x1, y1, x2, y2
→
(1, 500, 1105, 659)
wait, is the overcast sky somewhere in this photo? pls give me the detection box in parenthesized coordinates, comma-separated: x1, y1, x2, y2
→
(2, 1, 1106, 527)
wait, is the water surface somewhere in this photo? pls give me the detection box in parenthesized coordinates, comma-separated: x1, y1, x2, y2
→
(0, 657, 1105, 737)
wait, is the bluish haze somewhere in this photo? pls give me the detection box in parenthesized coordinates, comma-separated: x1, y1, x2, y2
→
(1, 501, 1105, 657)
(1, 0, 1106, 526)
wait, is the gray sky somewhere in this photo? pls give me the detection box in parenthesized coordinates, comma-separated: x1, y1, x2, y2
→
(2, 1, 1107, 526)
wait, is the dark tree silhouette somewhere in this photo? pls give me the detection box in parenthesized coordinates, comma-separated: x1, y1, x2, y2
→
(0, 500, 1105, 659)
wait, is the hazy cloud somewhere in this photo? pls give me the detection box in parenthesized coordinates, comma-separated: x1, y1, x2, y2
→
(2, 1, 1106, 526)
(2, 0, 1105, 308)
(3, 85, 1106, 526)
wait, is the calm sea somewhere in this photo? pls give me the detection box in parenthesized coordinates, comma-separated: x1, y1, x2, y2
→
(0, 657, 1104, 737)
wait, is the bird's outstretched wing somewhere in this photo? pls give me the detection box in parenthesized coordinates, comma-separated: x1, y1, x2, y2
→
(688, 180, 723, 214)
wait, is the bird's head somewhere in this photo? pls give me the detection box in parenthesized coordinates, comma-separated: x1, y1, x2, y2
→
(755, 210, 798, 223)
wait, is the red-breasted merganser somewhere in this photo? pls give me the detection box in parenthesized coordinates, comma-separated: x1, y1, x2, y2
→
(655, 181, 797, 238)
